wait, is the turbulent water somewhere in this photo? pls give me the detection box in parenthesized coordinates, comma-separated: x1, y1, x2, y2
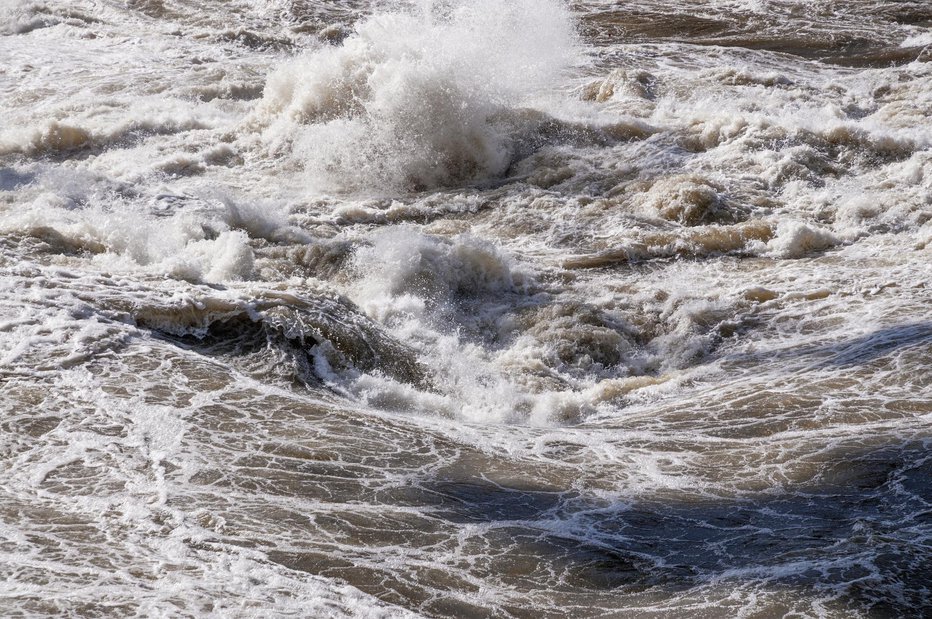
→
(1, 0, 931, 616)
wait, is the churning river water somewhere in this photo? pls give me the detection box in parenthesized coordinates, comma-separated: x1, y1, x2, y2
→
(1, 0, 931, 616)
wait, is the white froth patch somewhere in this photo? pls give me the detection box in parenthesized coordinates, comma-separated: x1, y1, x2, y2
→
(251, 0, 580, 193)
(0, 0, 56, 35)
(350, 226, 530, 321)
(161, 230, 256, 283)
(0, 182, 306, 283)
(900, 30, 932, 48)
(329, 226, 556, 423)
(766, 221, 841, 259)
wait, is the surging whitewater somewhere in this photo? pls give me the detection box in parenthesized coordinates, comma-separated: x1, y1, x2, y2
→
(1, 0, 930, 616)
(252, 0, 581, 192)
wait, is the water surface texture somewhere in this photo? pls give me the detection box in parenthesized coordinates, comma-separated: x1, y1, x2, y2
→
(1, 0, 931, 616)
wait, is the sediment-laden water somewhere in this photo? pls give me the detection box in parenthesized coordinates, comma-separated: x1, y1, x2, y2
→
(1, 0, 930, 616)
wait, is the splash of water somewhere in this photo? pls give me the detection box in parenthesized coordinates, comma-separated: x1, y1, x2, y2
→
(252, 0, 580, 193)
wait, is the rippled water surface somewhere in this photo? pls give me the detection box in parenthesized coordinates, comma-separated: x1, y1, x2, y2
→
(1, 0, 930, 616)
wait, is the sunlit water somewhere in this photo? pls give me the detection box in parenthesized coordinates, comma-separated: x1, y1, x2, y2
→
(1, 0, 930, 616)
